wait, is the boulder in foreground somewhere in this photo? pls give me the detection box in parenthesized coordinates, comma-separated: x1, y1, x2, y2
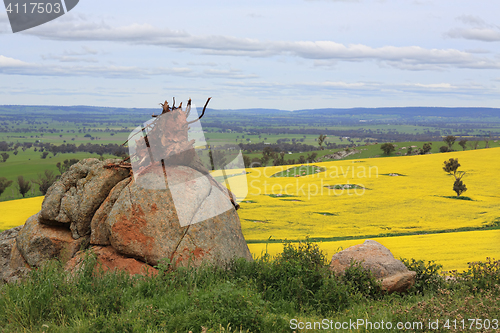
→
(329, 239, 416, 293)
(1, 158, 252, 283)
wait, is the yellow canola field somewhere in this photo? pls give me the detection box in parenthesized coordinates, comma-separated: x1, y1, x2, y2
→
(0, 196, 44, 231)
(1, 148, 499, 271)
(248, 229, 500, 272)
(236, 147, 500, 242)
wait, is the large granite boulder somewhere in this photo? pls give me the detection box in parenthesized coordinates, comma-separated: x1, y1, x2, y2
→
(1, 158, 251, 283)
(329, 240, 416, 293)
(96, 165, 251, 267)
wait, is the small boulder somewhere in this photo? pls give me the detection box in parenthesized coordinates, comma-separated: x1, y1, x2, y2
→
(329, 240, 416, 293)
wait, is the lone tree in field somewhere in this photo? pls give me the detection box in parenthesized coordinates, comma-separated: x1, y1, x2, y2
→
(16, 175, 31, 198)
(443, 135, 456, 150)
(0, 177, 13, 197)
(443, 158, 467, 197)
(458, 138, 468, 151)
(381, 143, 395, 155)
(318, 134, 327, 150)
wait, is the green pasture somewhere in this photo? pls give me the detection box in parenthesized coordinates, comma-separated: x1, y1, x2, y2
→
(241, 139, 500, 165)
(0, 148, 115, 201)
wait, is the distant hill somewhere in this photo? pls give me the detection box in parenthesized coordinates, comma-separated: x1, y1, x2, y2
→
(292, 107, 500, 118)
(1, 105, 499, 118)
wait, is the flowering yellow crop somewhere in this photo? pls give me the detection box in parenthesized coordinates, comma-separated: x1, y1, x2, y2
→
(1, 148, 499, 271)
(238, 148, 500, 241)
(248, 229, 500, 272)
(0, 196, 43, 231)
(238, 147, 500, 271)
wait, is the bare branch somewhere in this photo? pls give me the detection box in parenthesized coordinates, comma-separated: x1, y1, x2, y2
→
(185, 98, 192, 118)
(187, 97, 211, 125)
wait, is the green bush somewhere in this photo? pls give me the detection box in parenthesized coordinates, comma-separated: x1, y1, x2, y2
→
(4, 243, 496, 332)
(401, 258, 444, 295)
(232, 240, 357, 315)
(251, 240, 329, 311)
(453, 257, 500, 293)
(341, 261, 382, 299)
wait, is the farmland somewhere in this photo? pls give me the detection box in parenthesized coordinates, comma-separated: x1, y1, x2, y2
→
(1, 105, 499, 272)
(237, 147, 500, 271)
(2, 147, 499, 272)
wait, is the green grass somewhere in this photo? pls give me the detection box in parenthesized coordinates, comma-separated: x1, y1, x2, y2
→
(324, 184, 366, 190)
(0, 148, 116, 201)
(243, 140, 500, 167)
(1, 242, 499, 332)
(314, 212, 338, 216)
(245, 224, 500, 244)
(266, 194, 297, 198)
(442, 196, 474, 201)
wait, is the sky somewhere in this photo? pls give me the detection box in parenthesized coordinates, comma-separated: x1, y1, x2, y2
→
(2, 0, 500, 110)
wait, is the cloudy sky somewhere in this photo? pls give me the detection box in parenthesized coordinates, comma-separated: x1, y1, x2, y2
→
(1, 0, 500, 110)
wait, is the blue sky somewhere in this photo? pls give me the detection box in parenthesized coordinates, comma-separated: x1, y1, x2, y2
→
(1, 0, 500, 110)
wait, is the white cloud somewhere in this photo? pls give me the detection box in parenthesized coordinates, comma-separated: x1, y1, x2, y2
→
(41, 46, 101, 63)
(446, 15, 500, 42)
(456, 15, 489, 27)
(203, 69, 258, 79)
(0, 54, 191, 78)
(21, 17, 500, 70)
(447, 28, 500, 42)
(410, 83, 454, 89)
(0, 55, 31, 67)
(304, 0, 360, 2)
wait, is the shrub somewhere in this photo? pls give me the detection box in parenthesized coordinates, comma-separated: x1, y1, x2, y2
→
(235, 239, 358, 314)
(254, 240, 328, 310)
(439, 145, 450, 153)
(453, 257, 500, 293)
(401, 258, 444, 295)
(381, 143, 395, 155)
(340, 261, 382, 299)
